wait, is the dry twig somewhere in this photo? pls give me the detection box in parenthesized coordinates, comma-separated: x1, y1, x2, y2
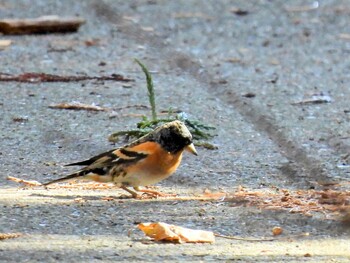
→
(0, 72, 133, 83)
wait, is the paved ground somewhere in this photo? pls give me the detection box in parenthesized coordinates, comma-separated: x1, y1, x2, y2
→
(1, 0, 350, 262)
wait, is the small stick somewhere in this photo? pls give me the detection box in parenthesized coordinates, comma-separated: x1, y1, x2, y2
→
(215, 232, 310, 242)
(6, 176, 42, 186)
(214, 233, 275, 241)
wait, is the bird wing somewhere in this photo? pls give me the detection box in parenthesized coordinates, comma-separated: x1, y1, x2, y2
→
(74, 149, 147, 174)
(66, 133, 155, 167)
(43, 141, 157, 186)
(65, 149, 116, 166)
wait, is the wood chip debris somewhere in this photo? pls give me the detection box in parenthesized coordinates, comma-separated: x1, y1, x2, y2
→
(230, 7, 249, 16)
(43, 181, 117, 190)
(0, 16, 85, 35)
(242, 92, 256, 98)
(172, 12, 213, 20)
(113, 104, 149, 111)
(226, 187, 350, 218)
(0, 233, 22, 240)
(49, 102, 109, 112)
(285, 1, 319, 12)
(0, 39, 12, 49)
(339, 33, 350, 40)
(49, 102, 148, 113)
(0, 72, 133, 83)
(7, 176, 42, 186)
(225, 57, 242, 63)
(272, 226, 283, 236)
(138, 222, 215, 243)
(291, 94, 332, 105)
(12, 116, 29, 123)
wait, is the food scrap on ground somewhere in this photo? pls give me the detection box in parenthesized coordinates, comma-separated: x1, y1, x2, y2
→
(138, 222, 215, 243)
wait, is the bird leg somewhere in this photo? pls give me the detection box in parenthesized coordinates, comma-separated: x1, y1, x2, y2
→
(133, 187, 177, 198)
(119, 186, 140, 198)
(119, 186, 176, 199)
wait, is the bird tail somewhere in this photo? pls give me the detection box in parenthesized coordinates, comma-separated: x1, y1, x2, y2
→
(42, 170, 86, 186)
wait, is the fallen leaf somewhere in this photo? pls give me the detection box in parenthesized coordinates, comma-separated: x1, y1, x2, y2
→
(138, 222, 215, 243)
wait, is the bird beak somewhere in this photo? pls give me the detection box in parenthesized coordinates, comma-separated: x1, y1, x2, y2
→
(186, 143, 198, 156)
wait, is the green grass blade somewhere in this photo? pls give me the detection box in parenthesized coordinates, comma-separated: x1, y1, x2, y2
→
(134, 59, 157, 121)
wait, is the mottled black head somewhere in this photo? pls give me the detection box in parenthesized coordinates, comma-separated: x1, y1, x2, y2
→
(153, 120, 197, 154)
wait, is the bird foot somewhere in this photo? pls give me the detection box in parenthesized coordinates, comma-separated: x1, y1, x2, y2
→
(119, 185, 176, 199)
(136, 189, 177, 199)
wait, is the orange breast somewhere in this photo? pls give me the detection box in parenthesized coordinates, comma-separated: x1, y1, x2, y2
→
(126, 141, 183, 178)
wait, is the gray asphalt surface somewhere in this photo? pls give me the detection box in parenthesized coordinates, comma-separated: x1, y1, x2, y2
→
(1, 0, 350, 262)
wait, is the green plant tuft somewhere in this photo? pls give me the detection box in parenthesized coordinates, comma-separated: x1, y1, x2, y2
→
(109, 60, 217, 150)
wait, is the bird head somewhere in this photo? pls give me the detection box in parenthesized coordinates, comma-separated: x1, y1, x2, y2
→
(153, 120, 197, 155)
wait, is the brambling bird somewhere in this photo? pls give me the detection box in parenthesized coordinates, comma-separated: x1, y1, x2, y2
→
(43, 120, 197, 198)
